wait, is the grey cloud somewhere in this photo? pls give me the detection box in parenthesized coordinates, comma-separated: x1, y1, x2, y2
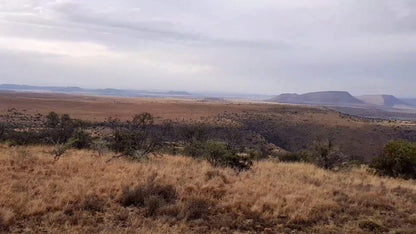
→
(0, 0, 415, 96)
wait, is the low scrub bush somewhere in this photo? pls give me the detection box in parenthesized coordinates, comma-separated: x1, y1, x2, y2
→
(370, 140, 416, 179)
(358, 220, 388, 233)
(120, 175, 177, 217)
(182, 197, 211, 220)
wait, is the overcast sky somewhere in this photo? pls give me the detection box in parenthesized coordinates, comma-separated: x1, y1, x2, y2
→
(0, 0, 415, 96)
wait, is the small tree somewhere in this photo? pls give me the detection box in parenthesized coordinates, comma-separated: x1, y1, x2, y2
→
(311, 139, 345, 170)
(370, 140, 416, 179)
(46, 111, 60, 128)
(112, 113, 161, 160)
(45, 112, 75, 144)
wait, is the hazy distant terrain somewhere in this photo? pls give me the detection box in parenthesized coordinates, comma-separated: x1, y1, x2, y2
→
(0, 84, 193, 98)
(268, 91, 416, 120)
(2, 84, 416, 121)
(0, 84, 272, 100)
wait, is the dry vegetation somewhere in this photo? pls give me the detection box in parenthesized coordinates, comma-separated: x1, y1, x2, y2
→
(1, 145, 416, 233)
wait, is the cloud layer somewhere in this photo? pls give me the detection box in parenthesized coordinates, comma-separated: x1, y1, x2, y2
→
(1, 0, 415, 96)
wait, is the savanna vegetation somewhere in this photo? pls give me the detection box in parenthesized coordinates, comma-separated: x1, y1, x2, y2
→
(1, 105, 416, 233)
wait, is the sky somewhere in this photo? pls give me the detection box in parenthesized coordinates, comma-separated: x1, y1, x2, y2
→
(0, 0, 415, 97)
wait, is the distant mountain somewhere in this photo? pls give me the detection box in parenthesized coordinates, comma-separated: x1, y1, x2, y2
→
(166, 91, 192, 96)
(268, 91, 364, 106)
(0, 84, 83, 92)
(357, 95, 412, 108)
(0, 84, 192, 98)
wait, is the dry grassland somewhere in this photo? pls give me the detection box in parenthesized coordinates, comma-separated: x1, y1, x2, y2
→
(1, 145, 416, 233)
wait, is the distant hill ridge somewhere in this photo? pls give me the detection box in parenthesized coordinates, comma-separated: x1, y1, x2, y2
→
(0, 83, 192, 97)
(268, 91, 364, 106)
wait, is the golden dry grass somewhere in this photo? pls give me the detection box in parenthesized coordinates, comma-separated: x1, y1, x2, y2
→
(1, 144, 416, 233)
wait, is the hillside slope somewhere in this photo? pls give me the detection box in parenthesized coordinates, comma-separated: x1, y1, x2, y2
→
(1, 145, 416, 233)
(269, 91, 364, 106)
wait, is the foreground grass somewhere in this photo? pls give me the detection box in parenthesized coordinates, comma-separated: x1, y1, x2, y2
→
(1, 145, 416, 233)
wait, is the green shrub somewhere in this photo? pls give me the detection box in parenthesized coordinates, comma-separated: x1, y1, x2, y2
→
(370, 140, 416, 179)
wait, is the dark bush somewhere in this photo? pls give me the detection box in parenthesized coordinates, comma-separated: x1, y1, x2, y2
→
(180, 123, 208, 144)
(70, 128, 92, 149)
(119, 175, 177, 217)
(0, 122, 5, 141)
(183, 141, 206, 158)
(358, 220, 388, 233)
(279, 151, 311, 163)
(370, 140, 416, 179)
(183, 197, 211, 220)
(4, 130, 43, 145)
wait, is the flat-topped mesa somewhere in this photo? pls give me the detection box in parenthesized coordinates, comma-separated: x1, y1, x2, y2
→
(357, 95, 411, 108)
(268, 91, 364, 106)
